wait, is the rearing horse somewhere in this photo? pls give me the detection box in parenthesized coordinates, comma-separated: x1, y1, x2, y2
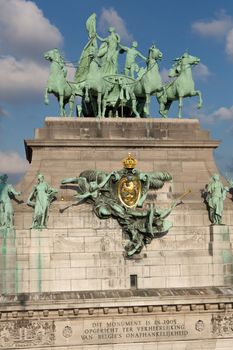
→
(44, 48, 76, 117)
(157, 52, 203, 118)
(134, 44, 163, 117)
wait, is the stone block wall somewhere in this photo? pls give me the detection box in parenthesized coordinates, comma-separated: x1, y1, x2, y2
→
(2, 117, 233, 294)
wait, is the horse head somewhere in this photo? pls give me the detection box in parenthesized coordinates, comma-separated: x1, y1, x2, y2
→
(44, 48, 62, 62)
(168, 53, 200, 78)
(180, 52, 200, 66)
(148, 44, 163, 62)
(44, 48, 67, 77)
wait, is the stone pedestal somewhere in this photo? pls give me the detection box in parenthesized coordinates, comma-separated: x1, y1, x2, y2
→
(1, 117, 233, 349)
(22, 117, 219, 203)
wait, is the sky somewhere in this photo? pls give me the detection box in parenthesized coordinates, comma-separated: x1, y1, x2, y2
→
(1, 0, 233, 183)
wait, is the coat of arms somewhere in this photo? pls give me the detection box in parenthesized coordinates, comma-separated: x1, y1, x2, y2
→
(61, 154, 188, 257)
(117, 154, 141, 208)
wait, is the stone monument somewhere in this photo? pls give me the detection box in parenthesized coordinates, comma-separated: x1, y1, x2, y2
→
(0, 13, 233, 350)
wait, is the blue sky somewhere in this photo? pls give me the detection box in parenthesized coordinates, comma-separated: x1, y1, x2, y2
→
(1, 0, 233, 182)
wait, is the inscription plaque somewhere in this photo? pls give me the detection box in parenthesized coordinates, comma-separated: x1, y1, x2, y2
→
(1, 312, 232, 348)
(81, 317, 188, 343)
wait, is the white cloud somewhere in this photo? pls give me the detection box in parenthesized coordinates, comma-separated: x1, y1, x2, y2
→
(211, 106, 233, 121)
(0, 0, 63, 61)
(0, 0, 63, 104)
(0, 151, 28, 174)
(0, 56, 49, 102)
(192, 12, 233, 39)
(193, 63, 211, 81)
(98, 7, 133, 43)
(192, 11, 233, 61)
(196, 105, 233, 125)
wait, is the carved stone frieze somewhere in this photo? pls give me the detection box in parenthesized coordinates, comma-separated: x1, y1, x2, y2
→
(0, 319, 55, 348)
(212, 313, 233, 336)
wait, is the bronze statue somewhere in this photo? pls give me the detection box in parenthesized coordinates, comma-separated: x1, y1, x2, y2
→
(205, 173, 228, 225)
(27, 174, 57, 229)
(44, 13, 203, 118)
(0, 174, 21, 229)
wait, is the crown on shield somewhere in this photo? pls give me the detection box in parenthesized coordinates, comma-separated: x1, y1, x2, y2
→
(122, 153, 137, 169)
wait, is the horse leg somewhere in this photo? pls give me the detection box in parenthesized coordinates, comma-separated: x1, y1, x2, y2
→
(145, 93, 150, 117)
(84, 85, 90, 103)
(159, 101, 165, 117)
(163, 101, 172, 117)
(157, 91, 169, 118)
(131, 92, 140, 118)
(191, 90, 203, 109)
(59, 95, 65, 117)
(178, 96, 183, 118)
(68, 94, 75, 117)
(102, 100, 106, 118)
(102, 87, 112, 118)
(63, 98, 67, 117)
(97, 91, 102, 118)
(159, 101, 169, 118)
(63, 107, 67, 117)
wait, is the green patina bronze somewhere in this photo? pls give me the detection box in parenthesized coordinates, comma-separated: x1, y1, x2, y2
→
(205, 173, 229, 225)
(133, 44, 163, 117)
(44, 13, 202, 118)
(61, 154, 183, 257)
(27, 174, 58, 230)
(44, 49, 78, 117)
(0, 174, 20, 293)
(157, 52, 203, 118)
(0, 174, 21, 229)
(97, 27, 120, 76)
(120, 41, 147, 78)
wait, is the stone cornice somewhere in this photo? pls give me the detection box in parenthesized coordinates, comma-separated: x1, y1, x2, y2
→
(0, 287, 233, 315)
(24, 139, 220, 163)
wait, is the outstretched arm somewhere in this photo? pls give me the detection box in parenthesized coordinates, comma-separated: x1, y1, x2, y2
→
(96, 34, 106, 42)
(61, 177, 79, 185)
(119, 44, 128, 52)
(8, 185, 21, 197)
(137, 51, 147, 61)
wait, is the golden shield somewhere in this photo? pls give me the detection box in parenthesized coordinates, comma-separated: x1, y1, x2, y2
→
(118, 176, 141, 208)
